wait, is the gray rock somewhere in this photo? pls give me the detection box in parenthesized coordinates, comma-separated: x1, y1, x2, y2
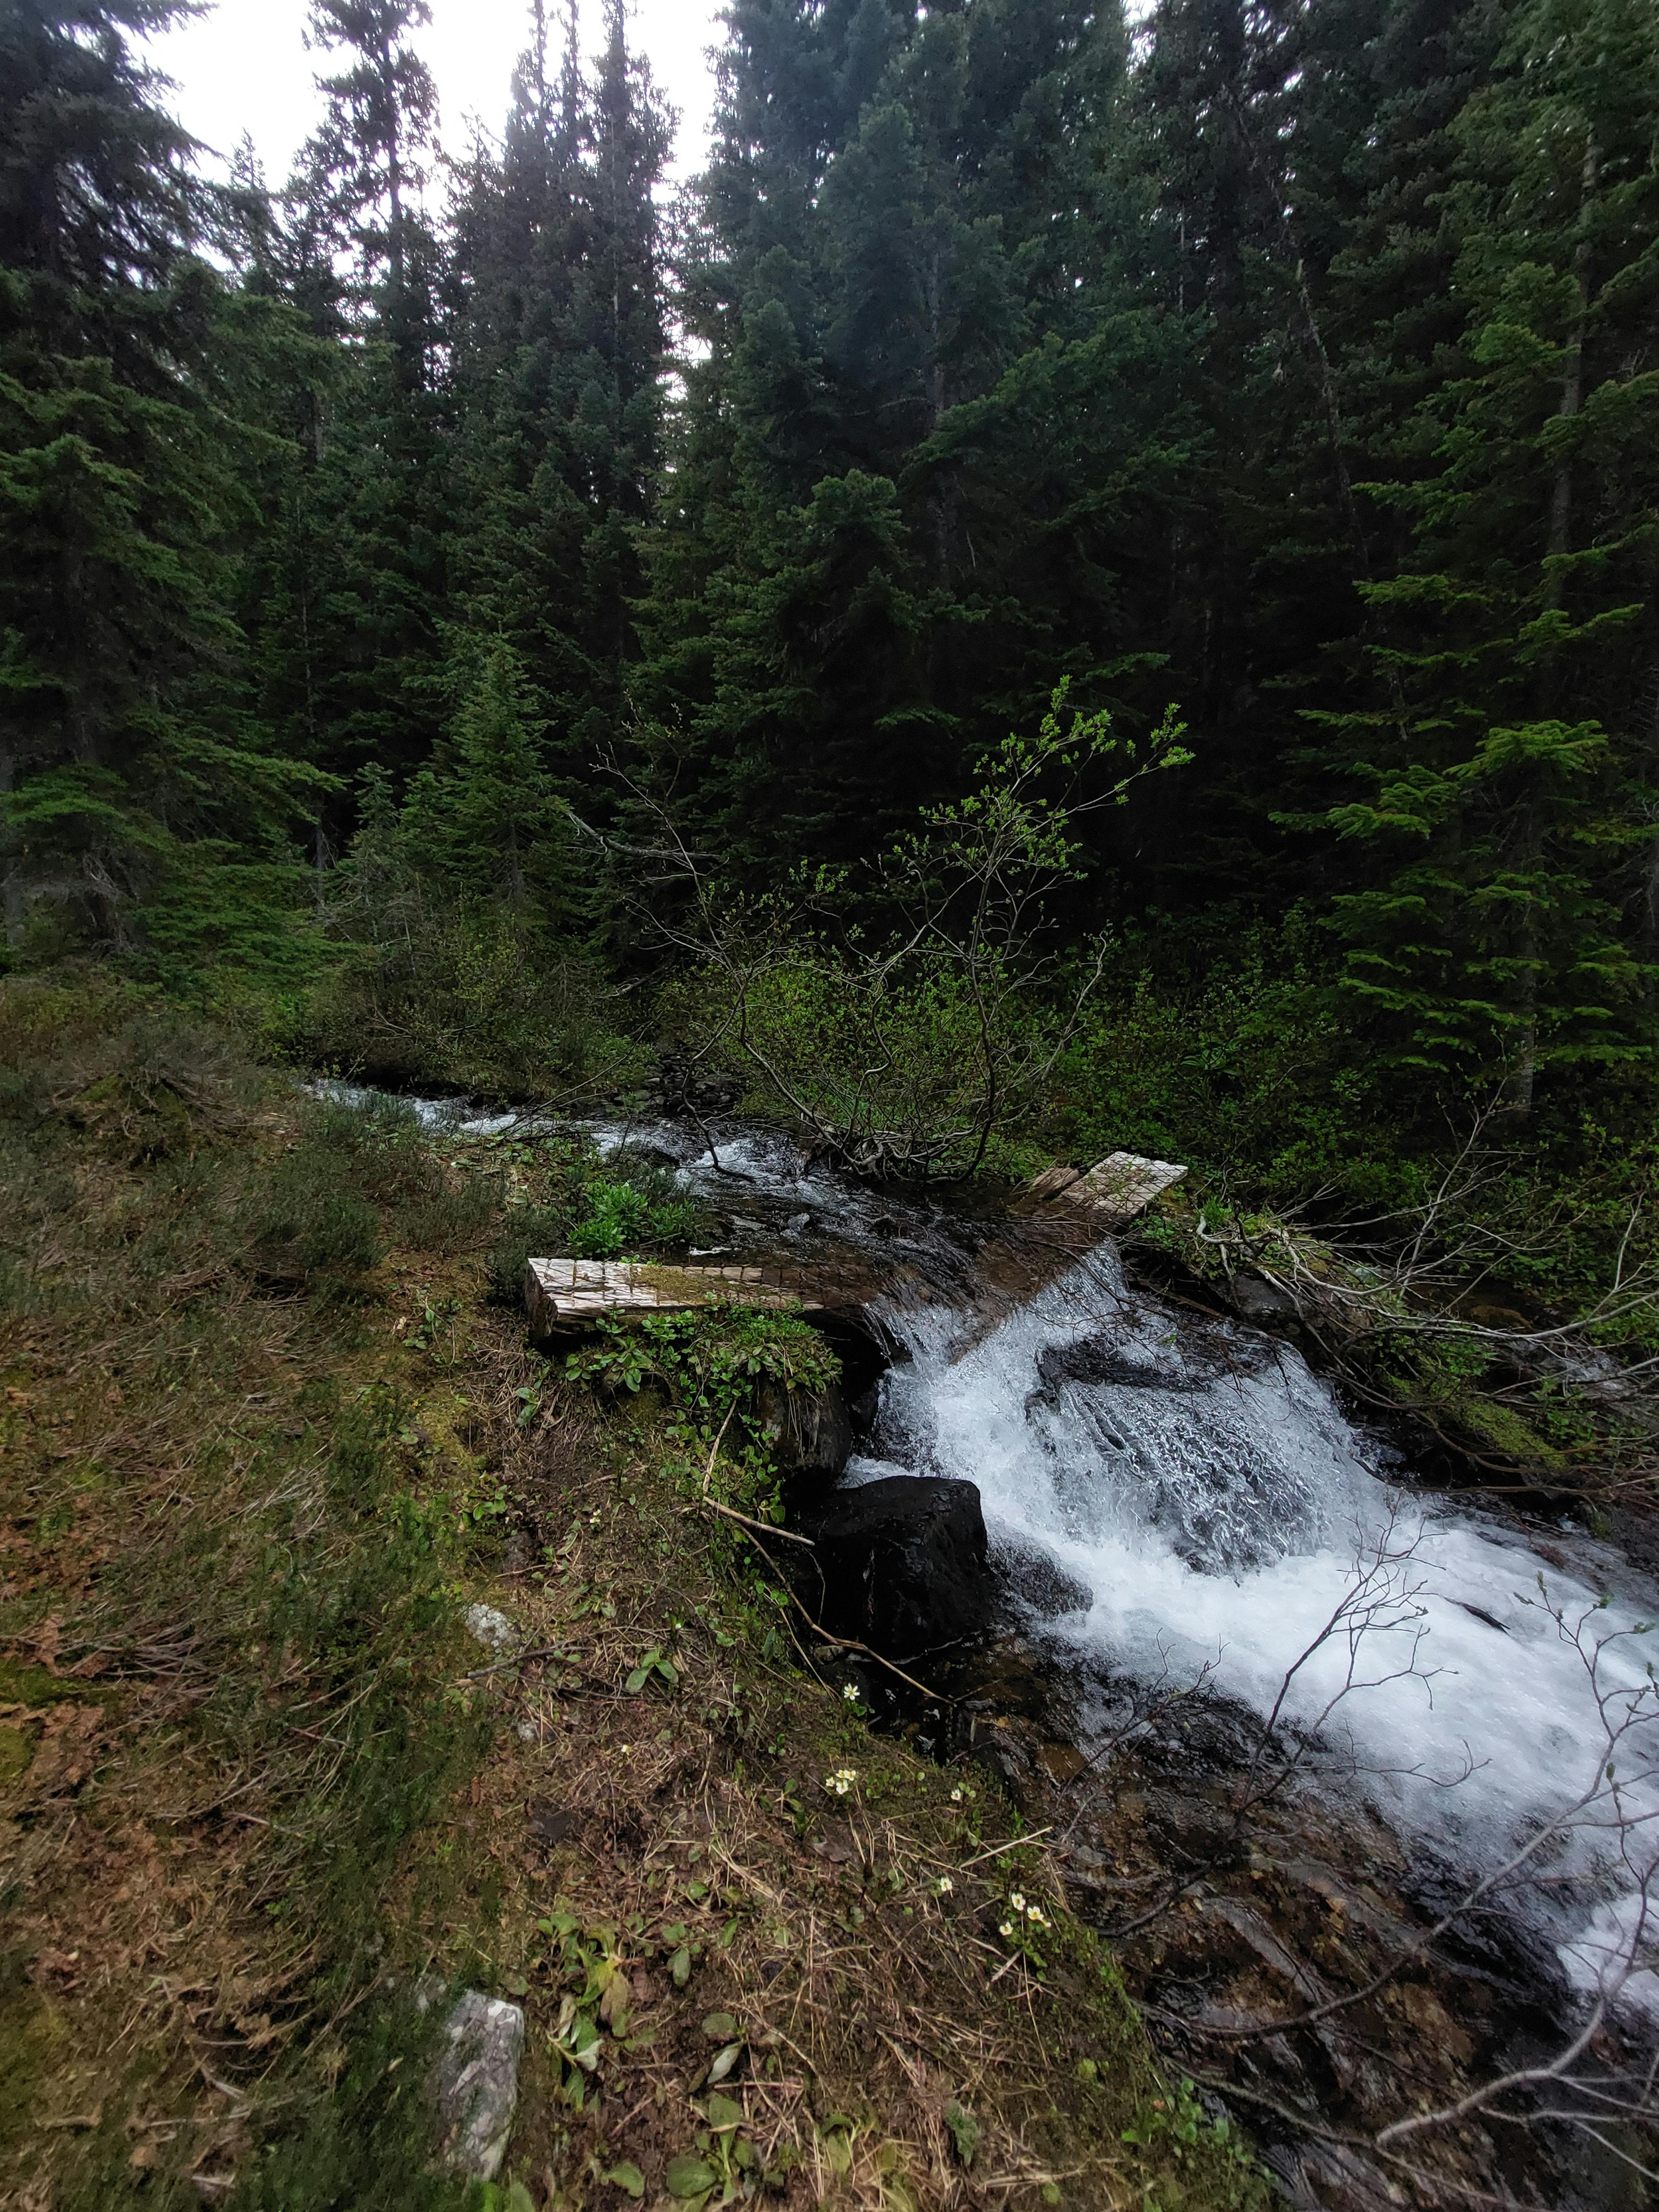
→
(429, 1989, 524, 2180)
(464, 1603, 517, 1654)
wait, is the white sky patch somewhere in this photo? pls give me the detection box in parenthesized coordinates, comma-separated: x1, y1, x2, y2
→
(143, 0, 725, 190)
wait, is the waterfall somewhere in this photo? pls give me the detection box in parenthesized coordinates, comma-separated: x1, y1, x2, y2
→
(849, 1245, 1659, 2018)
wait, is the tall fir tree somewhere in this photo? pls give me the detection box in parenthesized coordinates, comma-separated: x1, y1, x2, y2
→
(0, 0, 318, 951)
(1306, 0, 1659, 1104)
(243, 0, 450, 806)
(445, 0, 670, 789)
(636, 0, 1171, 875)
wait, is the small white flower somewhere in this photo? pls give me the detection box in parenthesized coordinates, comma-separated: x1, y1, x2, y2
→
(937, 1876, 954, 1894)
(824, 1767, 858, 1796)
(950, 1788, 963, 1803)
(1010, 1892, 1026, 1913)
(842, 1683, 859, 1703)
(998, 1920, 1015, 1938)
(1027, 1905, 1047, 1925)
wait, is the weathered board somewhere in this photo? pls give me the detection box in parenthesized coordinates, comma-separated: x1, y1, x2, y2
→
(525, 1256, 826, 1337)
(1058, 1151, 1188, 1221)
(1018, 1150, 1187, 1225)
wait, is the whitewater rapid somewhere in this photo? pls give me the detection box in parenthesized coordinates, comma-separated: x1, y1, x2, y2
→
(845, 1247, 1659, 2015)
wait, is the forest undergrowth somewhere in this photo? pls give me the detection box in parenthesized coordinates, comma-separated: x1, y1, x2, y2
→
(0, 973, 1267, 2212)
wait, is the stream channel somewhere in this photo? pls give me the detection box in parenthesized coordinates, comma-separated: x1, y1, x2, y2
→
(343, 1087, 1659, 2208)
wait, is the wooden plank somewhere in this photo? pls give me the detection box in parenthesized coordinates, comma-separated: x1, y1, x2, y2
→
(1059, 1151, 1188, 1222)
(526, 1256, 826, 1337)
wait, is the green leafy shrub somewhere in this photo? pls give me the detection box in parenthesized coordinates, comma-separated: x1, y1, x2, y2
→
(657, 686, 1190, 1181)
(1051, 911, 1387, 1205)
(293, 903, 650, 1104)
(567, 1306, 841, 1521)
(568, 1176, 698, 1259)
(487, 1144, 699, 1292)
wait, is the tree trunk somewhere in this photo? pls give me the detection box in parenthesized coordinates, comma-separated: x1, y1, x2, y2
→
(926, 242, 950, 584)
(1545, 133, 1597, 607)
(385, 35, 405, 308)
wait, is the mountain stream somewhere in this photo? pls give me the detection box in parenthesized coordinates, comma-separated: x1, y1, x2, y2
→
(335, 1088, 1659, 2203)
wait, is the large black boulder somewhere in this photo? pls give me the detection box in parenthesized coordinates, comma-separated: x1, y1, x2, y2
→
(806, 1476, 991, 1662)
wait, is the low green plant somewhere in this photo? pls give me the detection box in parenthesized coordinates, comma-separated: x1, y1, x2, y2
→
(657, 684, 1190, 1181)
(569, 1176, 698, 1259)
(531, 1913, 652, 2112)
(0, 985, 502, 2209)
(486, 1144, 701, 1295)
(251, 1152, 386, 1279)
(567, 1306, 840, 1521)
(293, 900, 649, 1103)
(214, 1995, 469, 2212)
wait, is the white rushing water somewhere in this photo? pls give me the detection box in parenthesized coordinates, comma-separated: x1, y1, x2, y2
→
(846, 1247, 1659, 2015)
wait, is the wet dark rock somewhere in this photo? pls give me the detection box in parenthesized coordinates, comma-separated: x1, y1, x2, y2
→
(938, 1638, 1064, 1728)
(755, 1375, 853, 1479)
(1037, 1741, 1089, 1784)
(1221, 1273, 1300, 1323)
(805, 1476, 992, 1661)
(971, 1726, 1037, 1790)
(1036, 1337, 1198, 1395)
(656, 1054, 741, 1118)
(993, 1539, 1094, 1621)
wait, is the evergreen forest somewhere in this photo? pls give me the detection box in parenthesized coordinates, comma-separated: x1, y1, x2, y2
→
(5, 0, 1659, 1200)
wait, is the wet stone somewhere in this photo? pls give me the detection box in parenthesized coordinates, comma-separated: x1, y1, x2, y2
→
(755, 1374, 853, 1481)
(805, 1475, 992, 1661)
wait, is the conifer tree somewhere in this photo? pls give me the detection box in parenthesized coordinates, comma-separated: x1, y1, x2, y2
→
(259, 0, 448, 794)
(444, 0, 668, 788)
(397, 640, 580, 924)
(638, 0, 1155, 873)
(0, 0, 317, 949)
(304, 0, 438, 359)
(1309, 0, 1659, 1103)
